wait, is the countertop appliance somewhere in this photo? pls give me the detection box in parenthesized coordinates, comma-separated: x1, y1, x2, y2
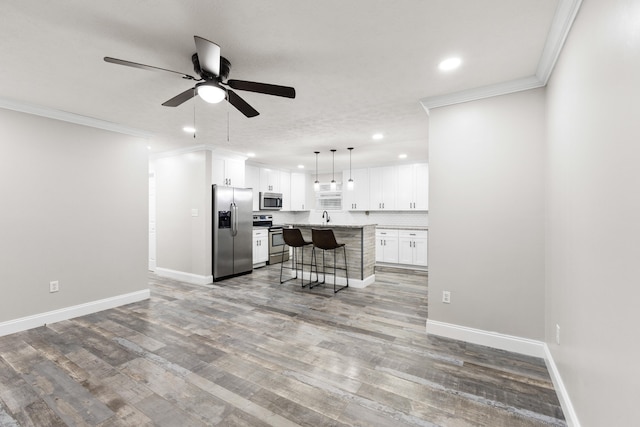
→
(213, 185, 253, 281)
(259, 192, 283, 210)
(252, 214, 289, 264)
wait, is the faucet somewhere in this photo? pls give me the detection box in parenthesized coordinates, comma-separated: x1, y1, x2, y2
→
(322, 210, 331, 224)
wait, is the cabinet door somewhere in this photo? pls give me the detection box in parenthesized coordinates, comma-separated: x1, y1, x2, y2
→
(290, 172, 308, 210)
(259, 168, 280, 192)
(343, 168, 369, 210)
(211, 157, 226, 186)
(375, 235, 385, 263)
(413, 237, 428, 266)
(280, 171, 291, 211)
(396, 165, 415, 210)
(383, 235, 399, 263)
(258, 236, 269, 262)
(413, 163, 429, 210)
(376, 229, 399, 263)
(226, 158, 245, 187)
(245, 165, 260, 211)
(369, 168, 384, 210)
(370, 166, 396, 210)
(398, 236, 414, 264)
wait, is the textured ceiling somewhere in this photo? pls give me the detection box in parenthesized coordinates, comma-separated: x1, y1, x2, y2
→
(0, 0, 560, 173)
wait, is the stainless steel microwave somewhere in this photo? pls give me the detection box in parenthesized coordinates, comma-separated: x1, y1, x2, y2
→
(259, 192, 283, 210)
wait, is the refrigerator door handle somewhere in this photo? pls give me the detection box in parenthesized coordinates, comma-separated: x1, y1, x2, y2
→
(231, 202, 238, 236)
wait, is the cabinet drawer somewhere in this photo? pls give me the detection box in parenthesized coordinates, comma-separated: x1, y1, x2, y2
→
(376, 229, 399, 238)
(398, 230, 427, 239)
(253, 229, 268, 238)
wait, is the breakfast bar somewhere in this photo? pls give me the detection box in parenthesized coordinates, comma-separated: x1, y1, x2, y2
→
(284, 224, 376, 288)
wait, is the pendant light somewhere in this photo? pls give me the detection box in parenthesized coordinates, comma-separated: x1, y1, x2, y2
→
(330, 149, 337, 190)
(313, 151, 320, 191)
(347, 147, 354, 190)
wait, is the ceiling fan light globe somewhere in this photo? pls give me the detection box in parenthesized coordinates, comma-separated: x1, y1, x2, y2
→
(198, 84, 226, 103)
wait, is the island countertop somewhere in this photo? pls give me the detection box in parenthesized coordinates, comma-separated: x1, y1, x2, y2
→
(285, 223, 376, 230)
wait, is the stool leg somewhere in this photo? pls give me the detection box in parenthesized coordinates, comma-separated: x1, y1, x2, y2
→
(279, 243, 285, 284)
(300, 246, 306, 288)
(334, 246, 349, 294)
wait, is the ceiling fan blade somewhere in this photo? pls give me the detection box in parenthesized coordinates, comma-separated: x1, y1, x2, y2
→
(194, 36, 220, 77)
(104, 57, 197, 80)
(227, 90, 259, 118)
(227, 80, 296, 98)
(162, 87, 196, 107)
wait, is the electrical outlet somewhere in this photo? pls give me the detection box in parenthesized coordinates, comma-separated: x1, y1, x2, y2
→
(49, 280, 59, 293)
(442, 291, 451, 304)
(555, 324, 561, 345)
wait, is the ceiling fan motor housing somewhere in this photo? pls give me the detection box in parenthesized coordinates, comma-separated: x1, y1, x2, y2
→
(192, 53, 230, 81)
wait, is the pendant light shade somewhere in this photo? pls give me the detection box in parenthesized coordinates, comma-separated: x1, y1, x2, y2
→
(330, 149, 337, 190)
(347, 147, 354, 190)
(313, 151, 320, 191)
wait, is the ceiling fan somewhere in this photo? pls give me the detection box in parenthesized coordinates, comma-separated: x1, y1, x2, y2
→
(104, 36, 296, 118)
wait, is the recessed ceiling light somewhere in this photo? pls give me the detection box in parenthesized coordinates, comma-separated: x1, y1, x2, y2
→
(372, 133, 384, 140)
(147, 146, 152, 151)
(183, 126, 196, 133)
(247, 152, 256, 158)
(439, 57, 462, 71)
(297, 164, 305, 169)
(398, 154, 407, 159)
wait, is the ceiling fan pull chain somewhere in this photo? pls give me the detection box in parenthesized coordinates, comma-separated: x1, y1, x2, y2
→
(193, 92, 197, 138)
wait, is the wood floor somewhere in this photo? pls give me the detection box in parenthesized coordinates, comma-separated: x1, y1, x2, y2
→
(0, 266, 565, 426)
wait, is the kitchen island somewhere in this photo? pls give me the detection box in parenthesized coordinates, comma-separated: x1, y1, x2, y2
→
(284, 224, 376, 288)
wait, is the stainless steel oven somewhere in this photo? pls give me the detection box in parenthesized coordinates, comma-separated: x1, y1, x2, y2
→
(268, 226, 289, 265)
(253, 215, 289, 265)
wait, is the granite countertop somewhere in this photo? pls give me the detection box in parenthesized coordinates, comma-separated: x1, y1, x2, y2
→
(285, 223, 377, 229)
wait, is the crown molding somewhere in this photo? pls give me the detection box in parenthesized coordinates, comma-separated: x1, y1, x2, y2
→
(0, 97, 153, 139)
(421, 75, 544, 110)
(536, 0, 583, 84)
(421, 0, 582, 112)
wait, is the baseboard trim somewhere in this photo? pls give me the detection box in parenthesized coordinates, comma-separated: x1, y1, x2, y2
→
(426, 319, 545, 358)
(0, 289, 150, 337)
(543, 345, 582, 427)
(155, 267, 213, 286)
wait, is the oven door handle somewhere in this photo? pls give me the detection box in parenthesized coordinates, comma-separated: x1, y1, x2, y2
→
(231, 202, 238, 236)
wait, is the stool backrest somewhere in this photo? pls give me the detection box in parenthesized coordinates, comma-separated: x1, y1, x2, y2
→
(312, 228, 340, 250)
(283, 228, 306, 247)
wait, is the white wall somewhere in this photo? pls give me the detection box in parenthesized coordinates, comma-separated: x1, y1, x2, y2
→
(428, 89, 546, 340)
(545, 0, 640, 424)
(0, 108, 148, 324)
(151, 150, 211, 280)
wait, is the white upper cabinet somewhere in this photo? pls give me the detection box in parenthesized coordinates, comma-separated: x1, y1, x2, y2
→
(259, 168, 281, 193)
(280, 171, 291, 211)
(245, 165, 260, 211)
(290, 172, 309, 211)
(212, 156, 245, 187)
(369, 166, 397, 210)
(396, 163, 428, 210)
(342, 168, 369, 211)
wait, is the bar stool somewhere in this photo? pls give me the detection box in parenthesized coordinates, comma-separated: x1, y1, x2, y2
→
(280, 228, 315, 287)
(310, 228, 349, 293)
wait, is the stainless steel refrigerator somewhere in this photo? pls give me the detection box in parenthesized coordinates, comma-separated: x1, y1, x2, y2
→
(212, 185, 253, 281)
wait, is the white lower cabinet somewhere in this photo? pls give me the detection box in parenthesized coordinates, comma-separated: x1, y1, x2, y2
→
(253, 229, 269, 266)
(375, 229, 399, 263)
(398, 230, 428, 267)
